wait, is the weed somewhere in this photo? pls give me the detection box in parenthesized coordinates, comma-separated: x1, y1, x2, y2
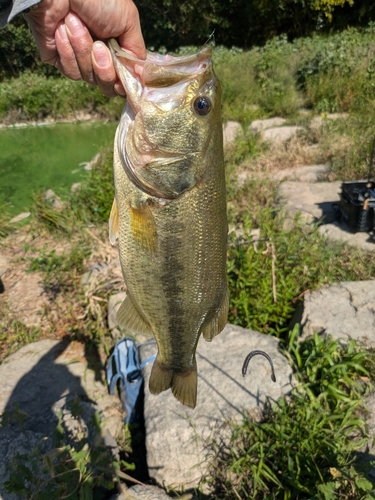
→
(0, 311, 40, 363)
(70, 147, 114, 225)
(0, 71, 123, 122)
(2, 400, 135, 500)
(0, 203, 12, 238)
(208, 328, 375, 499)
(227, 200, 375, 337)
(27, 245, 90, 296)
(31, 192, 73, 234)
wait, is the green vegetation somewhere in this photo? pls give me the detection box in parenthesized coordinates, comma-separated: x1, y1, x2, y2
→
(2, 399, 136, 499)
(70, 147, 115, 224)
(3, 25, 375, 125)
(2, 17, 375, 500)
(209, 328, 375, 499)
(0, 71, 123, 122)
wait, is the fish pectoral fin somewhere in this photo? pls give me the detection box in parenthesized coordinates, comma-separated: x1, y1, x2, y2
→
(202, 287, 229, 342)
(109, 198, 119, 245)
(116, 295, 154, 335)
(149, 359, 197, 409)
(130, 202, 157, 253)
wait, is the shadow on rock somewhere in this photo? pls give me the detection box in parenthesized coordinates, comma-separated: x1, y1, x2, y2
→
(0, 339, 123, 500)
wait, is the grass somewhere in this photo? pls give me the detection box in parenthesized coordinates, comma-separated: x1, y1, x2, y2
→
(2, 25, 375, 499)
(0, 71, 123, 123)
(208, 327, 375, 499)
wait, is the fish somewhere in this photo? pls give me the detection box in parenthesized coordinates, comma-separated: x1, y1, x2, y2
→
(108, 38, 228, 408)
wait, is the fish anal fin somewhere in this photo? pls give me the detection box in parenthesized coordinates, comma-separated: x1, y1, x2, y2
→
(130, 202, 157, 253)
(149, 359, 197, 409)
(202, 287, 229, 342)
(109, 198, 119, 246)
(116, 295, 153, 336)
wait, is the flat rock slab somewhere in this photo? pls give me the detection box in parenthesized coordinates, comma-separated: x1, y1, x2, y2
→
(9, 212, 30, 224)
(262, 126, 305, 143)
(0, 340, 123, 500)
(110, 485, 171, 500)
(140, 324, 295, 490)
(310, 113, 349, 129)
(273, 164, 328, 182)
(301, 281, 375, 345)
(319, 222, 375, 252)
(249, 117, 286, 132)
(223, 120, 243, 148)
(278, 181, 341, 225)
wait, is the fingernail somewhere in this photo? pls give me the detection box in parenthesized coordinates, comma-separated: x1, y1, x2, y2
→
(58, 24, 69, 42)
(92, 42, 110, 69)
(114, 83, 126, 96)
(65, 12, 85, 36)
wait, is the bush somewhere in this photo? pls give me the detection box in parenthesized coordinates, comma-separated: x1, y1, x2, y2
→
(209, 328, 375, 499)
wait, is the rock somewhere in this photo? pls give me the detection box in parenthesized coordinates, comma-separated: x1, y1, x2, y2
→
(43, 189, 64, 211)
(319, 222, 375, 251)
(300, 281, 375, 345)
(273, 164, 329, 182)
(0, 429, 50, 500)
(0, 340, 124, 499)
(79, 152, 101, 171)
(9, 212, 30, 223)
(71, 182, 82, 193)
(109, 485, 172, 500)
(262, 126, 305, 144)
(140, 324, 295, 490)
(249, 117, 286, 132)
(278, 181, 341, 228)
(310, 113, 349, 129)
(223, 121, 243, 147)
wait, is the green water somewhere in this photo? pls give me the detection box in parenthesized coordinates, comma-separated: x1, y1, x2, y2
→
(0, 121, 117, 216)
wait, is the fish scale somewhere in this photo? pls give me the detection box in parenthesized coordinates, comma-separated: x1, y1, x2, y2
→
(109, 39, 228, 408)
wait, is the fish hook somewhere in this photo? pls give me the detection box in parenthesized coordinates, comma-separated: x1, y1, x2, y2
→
(242, 350, 276, 383)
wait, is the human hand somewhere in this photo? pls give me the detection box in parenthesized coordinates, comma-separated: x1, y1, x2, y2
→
(25, 0, 146, 97)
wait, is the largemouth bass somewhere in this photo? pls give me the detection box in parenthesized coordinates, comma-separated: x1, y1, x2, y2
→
(108, 39, 228, 408)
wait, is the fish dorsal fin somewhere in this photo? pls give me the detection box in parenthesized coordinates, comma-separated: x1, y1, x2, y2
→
(202, 287, 229, 342)
(130, 202, 157, 253)
(116, 295, 154, 336)
(109, 198, 119, 246)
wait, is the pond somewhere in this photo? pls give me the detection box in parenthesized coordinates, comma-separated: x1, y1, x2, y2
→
(0, 121, 117, 217)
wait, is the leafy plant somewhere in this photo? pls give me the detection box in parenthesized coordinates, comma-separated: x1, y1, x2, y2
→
(70, 147, 115, 224)
(3, 400, 135, 500)
(208, 328, 375, 499)
(27, 245, 90, 295)
(227, 197, 375, 337)
(0, 203, 12, 238)
(0, 315, 40, 363)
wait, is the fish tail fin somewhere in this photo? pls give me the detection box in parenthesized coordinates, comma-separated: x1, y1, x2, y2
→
(149, 359, 197, 409)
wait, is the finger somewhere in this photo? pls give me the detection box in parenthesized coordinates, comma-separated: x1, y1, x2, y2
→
(92, 41, 125, 98)
(117, 2, 146, 60)
(65, 12, 95, 85)
(55, 22, 81, 80)
(25, 18, 59, 66)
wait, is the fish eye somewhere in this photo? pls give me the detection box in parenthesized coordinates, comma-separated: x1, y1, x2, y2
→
(193, 96, 212, 116)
